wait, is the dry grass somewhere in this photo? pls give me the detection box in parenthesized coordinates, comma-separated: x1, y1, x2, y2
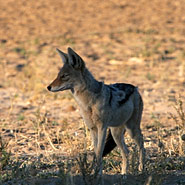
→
(1, 97, 184, 184)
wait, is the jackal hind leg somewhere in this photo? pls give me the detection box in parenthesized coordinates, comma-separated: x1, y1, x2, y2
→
(110, 127, 129, 175)
(125, 121, 145, 171)
(125, 94, 145, 172)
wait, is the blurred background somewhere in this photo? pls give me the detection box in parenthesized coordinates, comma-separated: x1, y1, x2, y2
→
(0, 0, 185, 183)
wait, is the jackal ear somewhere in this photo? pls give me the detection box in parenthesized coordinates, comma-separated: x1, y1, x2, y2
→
(67, 47, 85, 70)
(56, 48, 68, 64)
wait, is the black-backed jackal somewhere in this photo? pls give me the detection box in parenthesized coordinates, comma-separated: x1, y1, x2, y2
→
(47, 48, 145, 175)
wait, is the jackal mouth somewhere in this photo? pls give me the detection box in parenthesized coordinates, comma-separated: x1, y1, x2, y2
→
(47, 85, 71, 92)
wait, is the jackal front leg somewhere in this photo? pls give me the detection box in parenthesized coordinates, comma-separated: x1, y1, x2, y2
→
(95, 126, 107, 174)
(90, 127, 98, 152)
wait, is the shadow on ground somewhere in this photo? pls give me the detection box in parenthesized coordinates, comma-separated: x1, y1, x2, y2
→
(3, 173, 185, 185)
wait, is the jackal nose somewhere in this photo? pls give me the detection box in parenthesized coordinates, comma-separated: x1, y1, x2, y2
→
(47, 86, 51, 91)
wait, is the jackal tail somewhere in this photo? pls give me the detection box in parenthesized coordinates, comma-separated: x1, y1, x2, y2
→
(103, 129, 116, 157)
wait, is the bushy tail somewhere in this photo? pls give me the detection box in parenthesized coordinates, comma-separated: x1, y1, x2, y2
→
(102, 129, 117, 157)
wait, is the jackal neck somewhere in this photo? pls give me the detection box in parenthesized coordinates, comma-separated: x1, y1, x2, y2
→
(83, 68, 102, 93)
(72, 68, 102, 105)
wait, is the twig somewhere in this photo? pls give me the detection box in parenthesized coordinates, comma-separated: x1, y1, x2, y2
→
(42, 124, 58, 151)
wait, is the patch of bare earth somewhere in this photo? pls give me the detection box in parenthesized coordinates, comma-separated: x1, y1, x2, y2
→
(0, 0, 185, 184)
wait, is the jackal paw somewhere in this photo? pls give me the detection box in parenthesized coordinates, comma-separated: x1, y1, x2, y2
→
(121, 174, 127, 180)
(138, 163, 144, 171)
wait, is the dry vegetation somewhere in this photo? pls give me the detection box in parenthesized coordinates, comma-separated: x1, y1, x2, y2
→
(0, 0, 185, 184)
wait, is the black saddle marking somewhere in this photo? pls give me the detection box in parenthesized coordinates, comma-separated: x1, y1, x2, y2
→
(111, 83, 135, 106)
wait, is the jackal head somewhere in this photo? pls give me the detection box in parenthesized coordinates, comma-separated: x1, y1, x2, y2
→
(47, 47, 85, 92)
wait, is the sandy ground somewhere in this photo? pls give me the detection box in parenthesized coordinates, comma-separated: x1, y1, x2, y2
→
(0, 0, 185, 184)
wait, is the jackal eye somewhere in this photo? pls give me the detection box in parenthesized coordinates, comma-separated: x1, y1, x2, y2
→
(61, 73, 69, 79)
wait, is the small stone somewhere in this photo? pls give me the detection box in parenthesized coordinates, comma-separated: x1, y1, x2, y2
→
(40, 144, 45, 150)
(0, 39, 7, 43)
(66, 105, 76, 112)
(169, 89, 176, 94)
(181, 134, 185, 141)
(129, 57, 144, 64)
(109, 59, 123, 65)
(15, 64, 25, 71)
